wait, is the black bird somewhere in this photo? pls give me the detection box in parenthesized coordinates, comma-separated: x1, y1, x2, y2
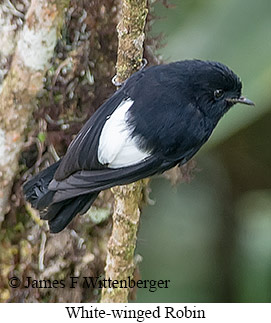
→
(23, 60, 254, 233)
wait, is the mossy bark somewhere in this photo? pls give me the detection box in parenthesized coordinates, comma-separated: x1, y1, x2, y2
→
(1, 0, 121, 303)
(101, 0, 148, 303)
(0, 0, 70, 219)
(115, 0, 148, 83)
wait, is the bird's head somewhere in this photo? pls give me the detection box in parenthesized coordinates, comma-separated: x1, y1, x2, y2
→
(177, 60, 254, 124)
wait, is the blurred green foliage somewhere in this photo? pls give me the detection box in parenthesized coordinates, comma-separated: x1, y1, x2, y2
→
(136, 0, 271, 302)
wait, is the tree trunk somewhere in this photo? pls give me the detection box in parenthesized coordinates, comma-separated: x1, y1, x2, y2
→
(0, 0, 70, 220)
(101, 0, 148, 303)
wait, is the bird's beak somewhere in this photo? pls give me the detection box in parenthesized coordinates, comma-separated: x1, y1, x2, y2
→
(227, 96, 255, 106)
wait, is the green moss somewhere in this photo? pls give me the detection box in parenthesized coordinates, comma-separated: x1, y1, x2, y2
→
(88, 207, 111, 225)
(38, 132, 46, 143)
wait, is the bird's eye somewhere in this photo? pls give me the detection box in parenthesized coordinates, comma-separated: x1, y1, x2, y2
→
(214, 89, 224, 100)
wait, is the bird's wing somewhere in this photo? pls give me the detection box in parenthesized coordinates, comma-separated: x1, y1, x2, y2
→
(54, 69, 148, 181)
(49, 156, 176, 203)
(97, 97, 151, 168)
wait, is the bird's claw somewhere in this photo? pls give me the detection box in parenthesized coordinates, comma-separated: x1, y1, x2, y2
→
(111, 58, 148, 87)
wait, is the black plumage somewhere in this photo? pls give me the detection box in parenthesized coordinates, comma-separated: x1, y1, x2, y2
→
(23, 60, 254, 233)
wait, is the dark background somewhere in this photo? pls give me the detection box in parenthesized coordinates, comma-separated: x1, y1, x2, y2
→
(136, 0, 271, 302)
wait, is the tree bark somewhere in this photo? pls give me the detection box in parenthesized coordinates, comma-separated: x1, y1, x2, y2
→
(0, 0, 70, 221)
(101, 0, 148, 303)
(0, 0, 24, 92)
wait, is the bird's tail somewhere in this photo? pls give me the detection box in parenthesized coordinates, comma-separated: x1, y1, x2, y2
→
(23, 161, 99, 233)
(23, 161, 61, 210)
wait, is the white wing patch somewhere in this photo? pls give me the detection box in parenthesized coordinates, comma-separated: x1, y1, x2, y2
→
(98, 98, 151, 168)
